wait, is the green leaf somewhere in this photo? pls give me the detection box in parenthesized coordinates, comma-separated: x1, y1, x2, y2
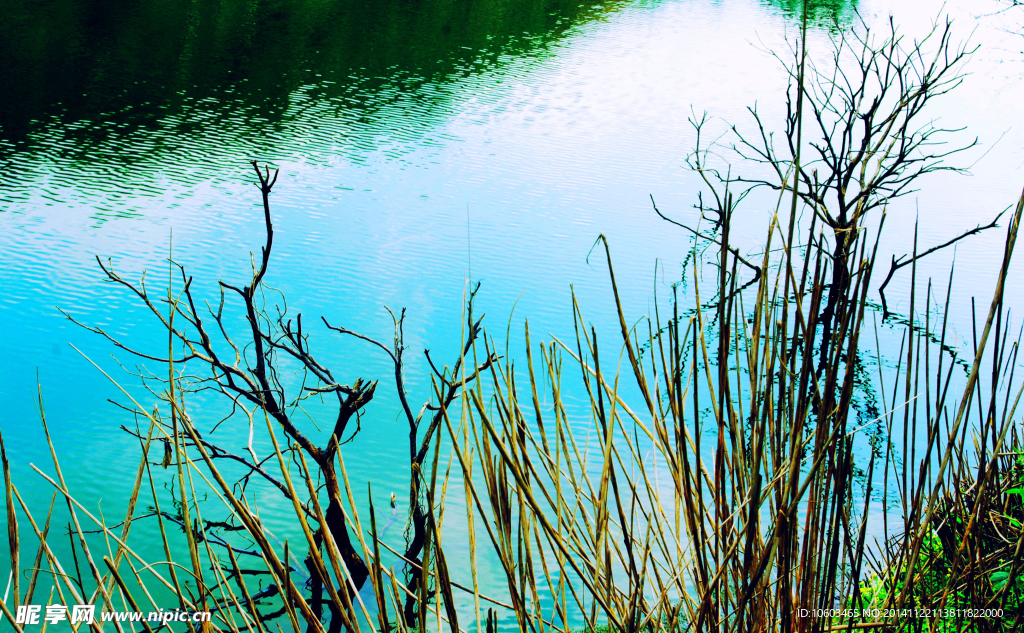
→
(992, 570, 1009, 590)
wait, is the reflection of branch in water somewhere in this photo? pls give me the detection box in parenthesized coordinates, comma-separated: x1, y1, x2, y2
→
(871, 301, 971, 372)
(379, 500, 399, 539)
(87, 510, 305, 567)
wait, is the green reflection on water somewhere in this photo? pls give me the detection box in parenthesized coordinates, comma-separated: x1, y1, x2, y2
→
(764, 0, 858, 25)
(0, 0, 632, 145)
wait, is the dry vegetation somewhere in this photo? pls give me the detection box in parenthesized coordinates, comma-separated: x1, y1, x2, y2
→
(3, 8, 1024, 633)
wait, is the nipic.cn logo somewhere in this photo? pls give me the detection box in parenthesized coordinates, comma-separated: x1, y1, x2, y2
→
(14, 604, 211, 625)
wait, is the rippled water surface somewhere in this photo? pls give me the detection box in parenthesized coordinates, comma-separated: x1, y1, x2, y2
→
(2, 0, 1024, 616)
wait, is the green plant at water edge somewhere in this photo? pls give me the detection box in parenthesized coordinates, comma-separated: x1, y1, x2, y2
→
(847, 451, 1024, 631)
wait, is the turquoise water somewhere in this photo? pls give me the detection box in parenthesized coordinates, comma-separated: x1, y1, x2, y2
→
(2, 0, 1023, 624)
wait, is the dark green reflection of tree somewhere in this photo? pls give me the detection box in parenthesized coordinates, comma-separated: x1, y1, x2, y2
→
(0, 0, 630, 147)
(764, 0, 857, 26)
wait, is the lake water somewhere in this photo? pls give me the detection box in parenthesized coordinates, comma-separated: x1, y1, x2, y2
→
(2, 0, 1023, 623)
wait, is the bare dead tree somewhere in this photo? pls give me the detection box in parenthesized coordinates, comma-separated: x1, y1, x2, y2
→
(325, 282, 499, 628)
(66, 162, 375, 630)
(64, 161, 495, 632)
(744, 15, 978, 336)
(672, 14, 1000, 361)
